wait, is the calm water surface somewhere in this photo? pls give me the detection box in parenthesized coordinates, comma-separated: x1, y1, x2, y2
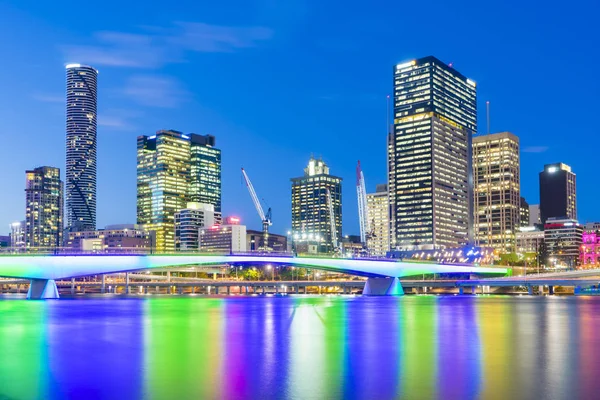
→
(1, 295, 599, 399)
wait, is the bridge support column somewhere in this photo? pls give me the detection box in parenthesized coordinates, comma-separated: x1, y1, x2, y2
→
(71, 278, 75, 295)
(549, 285, 554, 295)
(528, 286, 533, 295)
(471, 286, 477, 295)
(227, 286, 230, 295)
(167, 271, 171, 283)
(363, 277, 404, 296)
(262, 286, 265, 294)
(27, 279, 59, 300)
(539, 285, 544, 295)
(459, 287, 464, 295)
(125, 273, 130, 294)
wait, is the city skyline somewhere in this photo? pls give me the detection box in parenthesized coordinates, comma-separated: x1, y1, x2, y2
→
(1, 1, 599, 237)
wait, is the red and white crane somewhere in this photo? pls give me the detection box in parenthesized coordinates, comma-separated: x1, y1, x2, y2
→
(241, 168, 272, 250)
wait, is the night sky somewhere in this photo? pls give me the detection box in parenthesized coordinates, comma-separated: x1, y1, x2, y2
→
(1, 0, 598, 236)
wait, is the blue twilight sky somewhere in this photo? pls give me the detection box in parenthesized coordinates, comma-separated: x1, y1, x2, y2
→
(0, 0, 599, 236)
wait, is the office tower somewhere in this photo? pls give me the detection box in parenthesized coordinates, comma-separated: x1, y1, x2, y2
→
(199, 222, 247, 253)
(472, 132, 520, 252)
(388, 56, 476, 250)
(175, 202, 216, 251)
(24, 167, 63, 249)
(190, 134, 222, 212)
(64, 224, 154, 252)
(137, 130, 191, 252)
(366, 184, 390, 256)
(520, 197, 530, 227)
(544, 217, 582, 268)
(247, 230, 287, 252)
(65, 64, 98, 231)
(291, 157, 342, 254)
(539, 163, 577, 224)
(529, 204, 540, 226)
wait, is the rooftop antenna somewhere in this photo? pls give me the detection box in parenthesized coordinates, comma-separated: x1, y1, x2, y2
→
(486, 101, 490, 135)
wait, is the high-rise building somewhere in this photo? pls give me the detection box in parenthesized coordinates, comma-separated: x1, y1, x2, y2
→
(199, 223, 247, 253)
(520, 197, 530, 227)
(472, 132, 520, 252)
(24, 167, 63, 249)
(291, 157, 342, 253)
(539, 163, 576, 224)
(544, 217, 582, 268)
(10, 221, 25, 250)
(366, 184, 390, 256)
(65, 64, 98, 231)
(190, 134, 222, 212)
(137, 130, 191, 252)
(175, 202, 217, 251)
(137, 130, 222, 252)
(388, 56, 476, 250)
(529, 204, 540, 227)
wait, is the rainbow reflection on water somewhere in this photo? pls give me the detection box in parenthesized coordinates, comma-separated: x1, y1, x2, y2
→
(1, 296, 600, 399)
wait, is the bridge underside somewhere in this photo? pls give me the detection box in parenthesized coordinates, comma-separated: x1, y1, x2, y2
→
(0, 255, 506, 299)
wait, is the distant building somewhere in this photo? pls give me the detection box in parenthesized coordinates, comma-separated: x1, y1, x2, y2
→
(520, 197, 530, 227)
(473, 132, 520, 253)
(529, 204, 540, 227)
(388, 245, 494, 265)
(580, 231, 600, 266)
(137, 130, 222, 252)
(516, 226, 544, 254)
(25, 166, 63, 250)
(10, 221, 25, 249)
(584, 222, 600, 232)
(544, 218, 583, 268)
(65, 225, 154, 252)
(247, 230, 287, 252)
(366, 184, 389, 256)
(539, 163, 576, 224)
(66, 64, 98, 231)
(175, 203, 217, 251)
(199, 224, 247, 253)
(341, 235, 363, 257)
(389, 56, 476, 250)
(291, 157, 342, 253)
(0, 236, 9, 248)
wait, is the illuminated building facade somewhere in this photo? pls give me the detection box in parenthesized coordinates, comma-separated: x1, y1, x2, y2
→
(520, 197, 530, 227)
(516, 226, 544, 254)
(66, 64, 98, 231)
(580, 231, 600, 266)
(199, 224, 247, 253)
(366, 184, 390, 256)
(10, 221, 26, 250)
(291, 158, 342, 254)
(64, 224, 154, 252)
(539, 163, 576, 224)
(24, 166, 63, 249)
(388, 56, 476, 250)
(544, 217, 583, 268)
(175, 202, 217, 251)
(190, 134, 222, 212)
(472, 132, 520, 252)
(137, 130, 191, 252)
(247, 230, 287, 252)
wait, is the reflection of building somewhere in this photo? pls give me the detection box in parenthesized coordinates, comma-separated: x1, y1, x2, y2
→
(199, 224, 246, 253)
(66, 64, 98, 231)
(137, 130, 222, 252)
(366, 184, 389, 256)
(580, 231, 600, 266)
(175, 203, 216, 251)
(516, 227, 544, 253)
(389, 56, 476, 250)
(247, 230, 287, 252)
(539, 163, 576, 224)
(65, 224, 154, 252)
(520, 197, 530, 227)
(25, 166, 63, 249)
(291, 157, 342, 253)
(472, 132, 520, 252)
(529, 204, 540, 226)
(544, 218, 583, 268)
(10, 221, 25, 249)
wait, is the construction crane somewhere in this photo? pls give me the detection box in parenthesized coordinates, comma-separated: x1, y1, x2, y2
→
(326, 188, 339, 254)
(241, 168, 272, 251)
(356, 161, 370, 245)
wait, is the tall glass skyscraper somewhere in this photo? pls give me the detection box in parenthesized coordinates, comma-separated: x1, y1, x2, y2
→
(539, 163, 577, 224)
(388, 56, 476, 250)
(25, 166, 63, 249)
(190, 134, 222, 212)
(66, 64, 98, 231)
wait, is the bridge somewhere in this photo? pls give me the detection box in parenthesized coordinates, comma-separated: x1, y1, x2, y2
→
(0, 253, 507, 299)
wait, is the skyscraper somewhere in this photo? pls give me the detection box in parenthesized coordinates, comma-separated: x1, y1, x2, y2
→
(291, 157, 342, 254)
(175, 202, 216, 251)
(65, 64, 98, 231)
(190, 134, 222, 212)
(539, 163, 577, 224)
(137, 130, 191, 252)
(472, 132, 520, 252)
(366, 184, 390, 256)
(388, 56, 476, 250)
(25, 166, 63, 249)
(137, 130, 222, 252)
